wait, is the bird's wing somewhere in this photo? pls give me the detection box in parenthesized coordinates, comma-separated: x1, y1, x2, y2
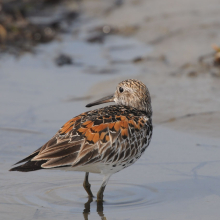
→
(12, 109, 152, 170)
(34, 112, 151, 168)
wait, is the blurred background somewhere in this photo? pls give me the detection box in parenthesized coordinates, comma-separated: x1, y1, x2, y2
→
(0, 0, 220, 219)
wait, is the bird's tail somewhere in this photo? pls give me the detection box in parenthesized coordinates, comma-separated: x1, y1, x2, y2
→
(9, 160, 47, 172)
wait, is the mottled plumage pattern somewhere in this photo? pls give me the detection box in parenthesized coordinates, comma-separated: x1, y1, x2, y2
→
(11, 106, 152, 173)
(10, 79, 153, 201)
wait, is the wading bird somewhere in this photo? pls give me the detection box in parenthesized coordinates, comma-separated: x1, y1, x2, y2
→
(10, 79, 153, 201)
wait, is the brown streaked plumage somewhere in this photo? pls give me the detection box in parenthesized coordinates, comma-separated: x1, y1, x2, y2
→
(10, 79, 153, 201)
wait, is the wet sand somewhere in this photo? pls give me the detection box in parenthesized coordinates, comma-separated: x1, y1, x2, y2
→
(1, 0, 220, 219)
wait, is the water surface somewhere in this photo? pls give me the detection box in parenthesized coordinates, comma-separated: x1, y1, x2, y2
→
(1, 17, 220, 220)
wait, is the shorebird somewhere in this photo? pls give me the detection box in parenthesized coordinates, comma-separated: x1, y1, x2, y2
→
(10, 79, 153, 201)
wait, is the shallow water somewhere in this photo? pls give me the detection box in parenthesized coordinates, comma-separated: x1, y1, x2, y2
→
(1, 17, 220, 220)
(1, 125, 220, 220)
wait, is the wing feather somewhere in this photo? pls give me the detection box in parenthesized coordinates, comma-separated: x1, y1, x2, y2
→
(10, 105, 152, 172)
(42, 154, 78, 168)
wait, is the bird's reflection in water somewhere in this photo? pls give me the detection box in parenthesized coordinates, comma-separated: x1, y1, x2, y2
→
(83, 198, 107, 220)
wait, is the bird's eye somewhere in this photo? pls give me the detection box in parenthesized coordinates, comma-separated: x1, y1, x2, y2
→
(119, 87, 124, 93)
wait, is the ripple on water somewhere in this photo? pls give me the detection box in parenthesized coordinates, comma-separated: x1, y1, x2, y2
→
(4, 178, 162, 213)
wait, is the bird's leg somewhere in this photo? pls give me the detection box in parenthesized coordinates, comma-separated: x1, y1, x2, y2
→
(83, 172, 94, 198)
(97, 185, 106, 202)
(97, 174, 111, 202)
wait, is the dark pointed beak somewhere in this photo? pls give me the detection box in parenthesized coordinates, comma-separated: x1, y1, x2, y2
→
(86, 94, 115, 107)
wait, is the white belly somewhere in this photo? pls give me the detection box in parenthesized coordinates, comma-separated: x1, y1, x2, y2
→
(52, 162, 125, 175)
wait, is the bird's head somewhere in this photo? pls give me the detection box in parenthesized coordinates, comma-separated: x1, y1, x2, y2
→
(86, 79, 152, 115)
